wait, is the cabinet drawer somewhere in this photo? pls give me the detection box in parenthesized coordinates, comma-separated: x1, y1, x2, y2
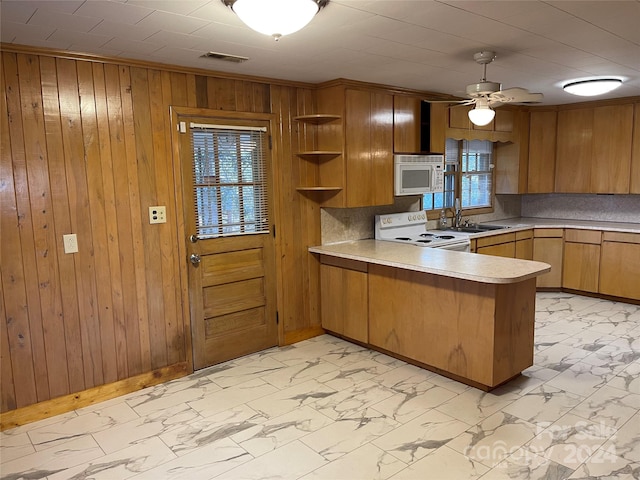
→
(602, 231, 640, 244)
(534, 228, 563, 238)
(477, 232, 516, 248)
(515, 229, 533, 241)
(320, 255, 368, 272)
(565, 229, 601, 245)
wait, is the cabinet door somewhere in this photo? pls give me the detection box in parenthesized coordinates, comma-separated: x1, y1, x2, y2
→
(563, 243, 600, 293)
(345, 89, 393, 207)
(555, 108, 593, 192)
(528, 110, 557, 193)
(393, 96, 421, 153)
(591, 104, 633, 193)
(320, 258, 368, 343)
(533, 233, 563, 288)
(600, 237, 640, 301)
(632, 103, 640, 194)
(515, 238, 533, 260)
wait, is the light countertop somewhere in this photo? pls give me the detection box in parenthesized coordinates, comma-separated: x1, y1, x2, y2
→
(474, 217, 640, 235)
(309, 240, 550, 284)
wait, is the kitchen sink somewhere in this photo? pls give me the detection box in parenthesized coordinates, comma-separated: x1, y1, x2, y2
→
(446, 224, 510, 234)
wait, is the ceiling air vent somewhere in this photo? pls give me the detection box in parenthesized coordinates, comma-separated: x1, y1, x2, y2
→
(201, 51, 249, 63)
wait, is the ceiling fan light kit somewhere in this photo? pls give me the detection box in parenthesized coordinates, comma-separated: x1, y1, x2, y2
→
(468, 99, 496, 126)
(563, 78, 623, 96)
(222, 0, 328, 40)
(429, 50, 543, 127)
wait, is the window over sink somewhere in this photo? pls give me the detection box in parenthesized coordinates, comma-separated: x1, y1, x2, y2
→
(423, 138, 494, 215)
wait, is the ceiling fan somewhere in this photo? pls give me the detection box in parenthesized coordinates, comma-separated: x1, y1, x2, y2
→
(433, 51, 543, 126)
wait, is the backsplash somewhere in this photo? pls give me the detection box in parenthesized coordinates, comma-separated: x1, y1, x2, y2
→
(321, 195, 522, 244)
(521, 194, 640, 223)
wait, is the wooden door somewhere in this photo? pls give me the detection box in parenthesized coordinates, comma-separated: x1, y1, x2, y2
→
(179, 115, 278, 370)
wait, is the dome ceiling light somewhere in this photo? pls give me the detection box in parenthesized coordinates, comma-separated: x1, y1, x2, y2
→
(222, 0, 329, 41)
(563, 78, 623, 96)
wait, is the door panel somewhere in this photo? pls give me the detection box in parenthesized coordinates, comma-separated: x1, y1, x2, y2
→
(179, 114, 278, 370)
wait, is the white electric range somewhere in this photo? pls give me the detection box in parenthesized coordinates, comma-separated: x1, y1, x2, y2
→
(374, 211, 471, 252)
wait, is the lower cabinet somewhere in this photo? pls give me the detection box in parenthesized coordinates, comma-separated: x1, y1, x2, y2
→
(562, 229, 601, 293)
(533, 229, 564, 288)
(599, 232, 640, 301)
(476, 232, 516, 258)
(515, 230, 534, 260)
(320, 256, 368, 343)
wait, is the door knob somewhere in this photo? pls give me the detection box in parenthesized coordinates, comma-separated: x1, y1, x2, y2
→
(189, 234, 199, 243)
(189, 253, 201, 266)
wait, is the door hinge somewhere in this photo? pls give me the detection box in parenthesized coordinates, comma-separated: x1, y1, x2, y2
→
(276, 311, 279, 324)
(272, 225, 276, 238)
(269, 135, 272, 150)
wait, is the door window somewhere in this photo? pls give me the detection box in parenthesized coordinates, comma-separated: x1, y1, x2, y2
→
(190, 124, 269, 237)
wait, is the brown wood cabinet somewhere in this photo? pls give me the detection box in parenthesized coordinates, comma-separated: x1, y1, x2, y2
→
(474, 230, 533, 260)
(599, 232, 640, 301)
(527, 110, 557, 193)
(393, 96, 421, 153)
(533, 229, 564, 288)
(515, 230, 534, 260)
(562, 229, 601, 293)
(320, 256, 368, 343)
(630, 102, 640, 194)
(314, 84, 394, 208)
(555, 103, 634, 193)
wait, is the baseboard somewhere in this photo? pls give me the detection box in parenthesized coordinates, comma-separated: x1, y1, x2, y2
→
(283, 325, 325, 345)
(0, 362, 190, 431)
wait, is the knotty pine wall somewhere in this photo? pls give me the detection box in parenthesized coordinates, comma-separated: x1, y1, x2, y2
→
(0, 48, 322, 413)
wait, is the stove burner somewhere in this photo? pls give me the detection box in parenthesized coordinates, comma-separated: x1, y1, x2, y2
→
(419, 233, 435, 238)
(395, 237, 412, 241)
(436, 235, 455, 240)
(416, 239, 432, 243)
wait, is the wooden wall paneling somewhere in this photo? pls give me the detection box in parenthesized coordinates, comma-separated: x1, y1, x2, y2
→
(169, 72, 190, 110)
(18, 53, 71, 398)
(39, 56, 85, 393)
(4, 52, 49, 404)
(77, 60, 119, 385)
(253, 82, 270, 114)
(56, 58, 103, 389)
(92, 62, 128, 381)
(104, 63, 138, 379)
(195, 75, 208, 108)
(118, 64, 147, 375)
(207, 77, 236, 110)
(130, 67, 168, 370)
(1, 61, 24, 411)
(159, 70, 184, 365)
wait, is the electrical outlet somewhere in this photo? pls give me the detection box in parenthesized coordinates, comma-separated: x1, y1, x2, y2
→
(149, 206, 167, 224)
(63, 234, 78, 254)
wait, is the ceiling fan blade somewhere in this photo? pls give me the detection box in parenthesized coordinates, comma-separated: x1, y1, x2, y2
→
(490, 87, 543, 104)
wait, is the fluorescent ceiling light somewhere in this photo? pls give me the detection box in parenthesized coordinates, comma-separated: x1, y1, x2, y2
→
(563, 78, 622, 97)
(223, 0, 328, 40)
(468, 99, 495, 126)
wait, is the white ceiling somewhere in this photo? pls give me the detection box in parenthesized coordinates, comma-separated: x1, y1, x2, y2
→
(1, 0, 639, 105)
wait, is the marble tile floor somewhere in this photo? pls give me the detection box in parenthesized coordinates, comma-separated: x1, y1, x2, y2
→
(2, 292, 639, 480)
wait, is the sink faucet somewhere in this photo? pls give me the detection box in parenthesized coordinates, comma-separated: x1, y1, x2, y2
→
(453, 198, 462, 228)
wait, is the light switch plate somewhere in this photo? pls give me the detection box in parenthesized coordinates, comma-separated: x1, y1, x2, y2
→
(149, 206, 167, 224)
(63, 234, 78, 253)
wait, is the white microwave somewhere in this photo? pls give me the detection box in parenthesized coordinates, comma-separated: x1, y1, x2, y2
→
(394, 154, 445, 196)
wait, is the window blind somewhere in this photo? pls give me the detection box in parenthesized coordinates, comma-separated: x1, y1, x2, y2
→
(189, 124, 269, 238)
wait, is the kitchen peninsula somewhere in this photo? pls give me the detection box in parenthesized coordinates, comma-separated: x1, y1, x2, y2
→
(310, 240, 551, 390)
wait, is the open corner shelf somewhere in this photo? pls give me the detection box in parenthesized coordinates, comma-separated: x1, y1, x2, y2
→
(296, 186, 342, 192)
(293, 114, 342, 124)
(296, 151, 342, 161)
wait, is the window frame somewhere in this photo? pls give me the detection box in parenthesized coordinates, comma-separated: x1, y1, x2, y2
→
(423, 139, 496, 219)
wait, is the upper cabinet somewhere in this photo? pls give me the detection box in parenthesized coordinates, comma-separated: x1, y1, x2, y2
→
(393, 96, 421, 153)
(555, 102, 634, 194)
(527, 110, 557, 193)
(305, 83, 394, 208)
(632, 102, 640, 194)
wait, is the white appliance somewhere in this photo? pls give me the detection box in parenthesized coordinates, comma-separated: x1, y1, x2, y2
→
(374, 211, 471, 252)
(394, 154, 445, 196)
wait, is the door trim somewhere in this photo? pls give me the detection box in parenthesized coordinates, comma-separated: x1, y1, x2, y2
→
(169, 106, 283, 372)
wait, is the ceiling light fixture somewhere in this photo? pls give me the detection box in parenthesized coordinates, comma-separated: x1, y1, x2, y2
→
(563, 78, 622, 97)
(467, 98, 495, 126)
(222, 0, 329, 41)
